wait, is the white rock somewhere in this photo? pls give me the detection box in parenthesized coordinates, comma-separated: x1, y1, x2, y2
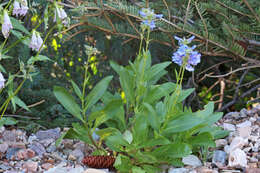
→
(224, 145, 230, 154)
(237, 127, 251, 139)
(215, 139, 228, 148)
(249, 117, 256, 122)
(168, 168, 190, 173)
(223, 123, 236, 131)
(236, 120, 251, 128)
(83, 168, 109, 173)
(182, 155, 202, 167)
(229, 137, 248, 152)
(228, 148, 247, 168)
(248, 136, 259, 142)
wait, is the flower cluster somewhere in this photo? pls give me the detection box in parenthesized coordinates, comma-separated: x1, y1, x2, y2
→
(139, 8, 163, 30)
(54, 6, 69, 25)
(1, 10, 13, 38)
(29, 30, 44, 52)
(12, 0, 29, 17)
(0, 72, 5, 89)
(172, 36, 201, 71)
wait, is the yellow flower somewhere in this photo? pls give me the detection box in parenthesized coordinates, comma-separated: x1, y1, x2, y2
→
(69, 61, 74, 66)
(58, 34, 63, 39)
(91, 63, 97, 74)
(78, 58, 82, 62)
(66, 72, 70, 77)
(31, 15, 38, 24)
(121, 91, 126, 103)
(52, 39, 58, 51)
(90, 56, 96, 62)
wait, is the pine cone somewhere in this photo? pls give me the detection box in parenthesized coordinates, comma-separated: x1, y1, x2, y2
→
(82, 155, 115, 169)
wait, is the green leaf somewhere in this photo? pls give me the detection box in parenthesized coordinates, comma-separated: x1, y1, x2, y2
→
(132, 166, 146, 173)
(143, 82, 176, 104)
(152, 143, 192, 159)
(145, 61, 171, 81)
(114, 154, 133, 172)
(55, 130, 69, 147)
(142, 165, 161, 173)
(155, 101, 167, 123)
(53, 86, 83, 122)
(89, 99, 123, 128)
(133, 114, 148, 145)
(138, 136, 170, 149)
(177, 88, 195, 103)
(70, 80, 82, 100)
(143, 102, 160, 131)
(110, 61, 135, 104)
(10, 30, 29, 45)
(195, 102, 215, 118)
(0, 117, 17, 127)
(163, 114, 203, 134)
(95, 127, 119, 140)
(85, 76, 113, 110)
(187, 132, 216, 147)
(123, 130, 133, 144)
(106, 132, 130, 152)
(13, 96, 30, 111)
(27, 55, 52, 65)
(10, 17, 30, 34)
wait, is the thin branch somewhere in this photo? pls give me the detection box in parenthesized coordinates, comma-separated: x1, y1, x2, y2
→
(162, 0, 171, 20)
(194, 1, 208, 51)
(205, 65, 260, 78)
(183, 0, 192, 30)
(242, 0, 260, 22)
(217, 69, 249, 111)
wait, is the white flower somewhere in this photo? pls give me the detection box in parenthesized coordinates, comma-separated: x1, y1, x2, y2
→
(19, 0, 29, 16)
(29, 31, 44, 51)
(12, 1, 21, 17)
(54, 6, 68, 25)
(0, 72, 5, 89)
(12, 0, 28, 17)
(2, 10, 13, 38)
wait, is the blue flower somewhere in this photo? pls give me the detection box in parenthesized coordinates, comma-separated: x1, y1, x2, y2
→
(174, 35, 195, 46)
(172, 36, 201, 71)
(139, 8, 163, 30)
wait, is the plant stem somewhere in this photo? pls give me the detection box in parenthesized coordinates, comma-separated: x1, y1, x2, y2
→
(0, 79, 25, 120)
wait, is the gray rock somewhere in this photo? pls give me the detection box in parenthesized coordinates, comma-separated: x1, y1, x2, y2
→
(29, 142, 46, 157)
(68, 149, 84, 162)
(43, 162, 85, 173)
(6, 148, 21, 160)
(3, 130, 16, 142)
(40, 138, 55, 147)
(212, 150, 226, 167)
(168, 168, 189, 173)
(36, 128, 60, 141)
(46, 144, 57, 153)
(0, 142, 8, 153)
(236, 120, 251, 128)
(239, 108, 248, 118)
(224, 112, 240, 119)
(0, 163, 12, 170)
(28, 134, 38, 144)
(223, 123, 236, 131)
(182, 155, 202, 167)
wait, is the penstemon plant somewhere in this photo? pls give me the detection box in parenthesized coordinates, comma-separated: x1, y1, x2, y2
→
(0, 0, 69, 127)
(54, 8, 228, 173)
